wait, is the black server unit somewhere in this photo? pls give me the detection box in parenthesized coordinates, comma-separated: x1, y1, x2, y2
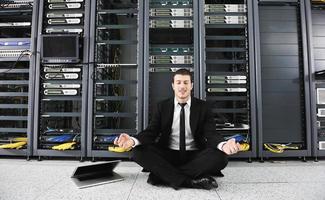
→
(254, 0, 311, 159)
(87, 0, 143, 158)
(144, 0, 200, 126)
(306, 0, 325, 159)
(0, 0, 38, 158)
(33, 0, 90, 159)
(199, 0, 257, 159)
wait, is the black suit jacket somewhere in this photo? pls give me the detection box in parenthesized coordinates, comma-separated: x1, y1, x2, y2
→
(135, 97, 223, 150)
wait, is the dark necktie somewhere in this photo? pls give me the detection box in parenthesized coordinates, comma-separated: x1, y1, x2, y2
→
(179, 103, 186, 162)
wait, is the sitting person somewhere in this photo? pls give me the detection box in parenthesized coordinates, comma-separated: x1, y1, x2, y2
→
(114, 68, 240, 190)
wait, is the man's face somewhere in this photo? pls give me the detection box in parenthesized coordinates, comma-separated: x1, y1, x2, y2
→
(172, 74, 193, 101)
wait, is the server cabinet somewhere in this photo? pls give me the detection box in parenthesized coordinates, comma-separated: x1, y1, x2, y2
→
(0, 0, 38, 158)
(199, 0, 257, 159)
(305, 0, 325, 159)
(33, 0, 90, 159)
(144, 0, 200, 127)
(87, 0, 143, 158)
(254, 0, 311, 159)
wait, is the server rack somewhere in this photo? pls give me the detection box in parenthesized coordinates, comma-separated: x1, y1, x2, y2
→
(143, 0, 200, 127)
(0, 0, 38, 158)
(87, 0, 143, 159)
(305, 0, 325, 159)
(33, 0, 90, 160)
(254, 0, 312, 159)
(199, 0, 257, 159)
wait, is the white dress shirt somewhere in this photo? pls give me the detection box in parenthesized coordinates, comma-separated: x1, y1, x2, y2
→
(169, 97, 197, 150)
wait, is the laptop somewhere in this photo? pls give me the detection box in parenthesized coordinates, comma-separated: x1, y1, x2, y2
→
(71, 160, 124, 189)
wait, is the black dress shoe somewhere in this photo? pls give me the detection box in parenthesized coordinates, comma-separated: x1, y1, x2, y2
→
(147, 173, 166, 186)
(187, 177, 214, 190)
(205, 176, 218, 188)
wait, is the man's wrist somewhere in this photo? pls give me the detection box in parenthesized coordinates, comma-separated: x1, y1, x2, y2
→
(217, 141, 227, 152)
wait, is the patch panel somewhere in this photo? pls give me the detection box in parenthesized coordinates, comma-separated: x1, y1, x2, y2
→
(0, 50, 30, 58)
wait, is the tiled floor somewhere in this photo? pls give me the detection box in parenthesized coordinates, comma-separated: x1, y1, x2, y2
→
(0, 158, 325, 200)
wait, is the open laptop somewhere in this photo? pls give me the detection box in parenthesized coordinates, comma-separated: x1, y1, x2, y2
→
(71, 160, 124, 189)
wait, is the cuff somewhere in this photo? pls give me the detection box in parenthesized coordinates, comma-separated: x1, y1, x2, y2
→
(217, 141, 227, 151)
(130, 137, 140, 148)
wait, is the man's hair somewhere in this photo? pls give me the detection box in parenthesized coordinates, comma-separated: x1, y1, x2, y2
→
(172, 68, 193, 83)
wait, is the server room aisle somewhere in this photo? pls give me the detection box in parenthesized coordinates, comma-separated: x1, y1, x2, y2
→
(1, 159, 325, 200)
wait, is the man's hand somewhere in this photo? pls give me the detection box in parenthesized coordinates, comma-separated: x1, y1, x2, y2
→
(222, 138, 241, 155)
(114, 133, 135, 149)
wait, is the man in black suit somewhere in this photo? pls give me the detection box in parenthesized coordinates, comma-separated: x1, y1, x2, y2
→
(114, 69, 241, 190)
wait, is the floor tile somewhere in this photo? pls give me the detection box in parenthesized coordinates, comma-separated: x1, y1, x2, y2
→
(36, 167, 140, 200)
(220, 160, 325, 183)
(217, 182, 325, 200)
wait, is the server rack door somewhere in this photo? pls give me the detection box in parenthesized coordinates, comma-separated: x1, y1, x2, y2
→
(143, 0, 200, 127)
(255, 0, 311, 159)
(32, 0, 90, 159)
(0, 0, 38, 158)
(200, 0, 257, 159)
(87, 0, 143, 158)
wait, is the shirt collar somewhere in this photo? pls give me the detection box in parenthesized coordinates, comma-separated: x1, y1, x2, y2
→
(174, 97, 191, 108)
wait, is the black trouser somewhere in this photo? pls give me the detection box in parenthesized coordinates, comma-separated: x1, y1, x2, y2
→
(132, 145, 228, 188)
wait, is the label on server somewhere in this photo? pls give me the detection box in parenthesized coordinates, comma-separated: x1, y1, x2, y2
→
(48, 18, 81, 25)
(45, 28, 83, 33)
(43, 89, 78, 95)
(48, 3, 81, 9)
(47, 12, 83, 18)
(45, 73, 79, 79)
(43, 83, 81, 89)
(43, 67, 81, 73)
